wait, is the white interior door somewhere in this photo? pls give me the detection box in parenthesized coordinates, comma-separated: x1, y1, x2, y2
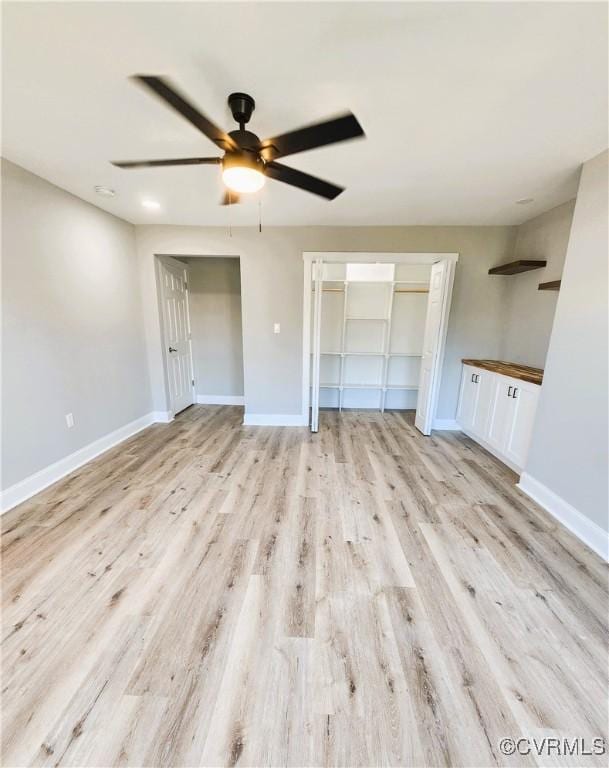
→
(415, 260, 453, 435)
(159, 257, 194, 416)
(310, 258, 323, 432)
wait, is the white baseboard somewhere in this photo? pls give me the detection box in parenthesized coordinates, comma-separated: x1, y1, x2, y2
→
(432, 418, 461, 431)
(151, 410, 173, 423)
(196, 394, 245, 406)
(518, 472, 609, 562)
(459, 425, 522, 474)
(243, 413, 308, 427)
(1, 411, 170, 514)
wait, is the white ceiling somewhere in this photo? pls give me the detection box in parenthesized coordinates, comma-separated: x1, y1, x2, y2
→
(2, 2, 607, 226)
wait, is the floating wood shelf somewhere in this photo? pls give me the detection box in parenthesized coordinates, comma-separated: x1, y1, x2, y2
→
(538, 280, 561, 291)
(488, 260, 547, 275)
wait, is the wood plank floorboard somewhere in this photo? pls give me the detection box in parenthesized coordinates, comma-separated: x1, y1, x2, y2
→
(2, 405, 607, 767)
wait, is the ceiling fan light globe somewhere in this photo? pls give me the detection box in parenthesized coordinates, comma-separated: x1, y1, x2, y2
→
(222, 166, 265, 194)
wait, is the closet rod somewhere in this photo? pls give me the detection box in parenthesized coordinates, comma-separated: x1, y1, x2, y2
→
(312, 287, 345, 292)
(313, 286, 428, 293)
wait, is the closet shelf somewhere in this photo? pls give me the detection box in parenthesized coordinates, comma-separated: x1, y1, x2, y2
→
(315, 351, 422, 358)
(316, 383, 420, 392)
(317, 279, 430, 286)
(538, 280, 561, 291)
(314, 266, 427, 413)
(488, 259, 547, 275)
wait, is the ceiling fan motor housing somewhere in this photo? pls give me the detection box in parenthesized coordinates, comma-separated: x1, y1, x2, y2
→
(228, 92, 255, 126)
(227, 129, 261, 151)
(222, 147, 264, 172)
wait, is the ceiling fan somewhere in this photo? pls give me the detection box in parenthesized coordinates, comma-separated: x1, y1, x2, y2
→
(112, 76, 365, 205)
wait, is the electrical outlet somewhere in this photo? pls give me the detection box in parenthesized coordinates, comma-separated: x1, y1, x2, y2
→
(274, 323, 280, 334)
(65, 413, 74, 428)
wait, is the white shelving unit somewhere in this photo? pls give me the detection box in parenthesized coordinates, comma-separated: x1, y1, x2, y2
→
(311, 262, 431, 411)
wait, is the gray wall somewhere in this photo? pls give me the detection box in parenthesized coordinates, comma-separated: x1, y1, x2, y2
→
(185, 257, 244, 398)
(1, 159, 150, 490)
(500, 200, 575, 367)
(136, 225, 517, 418)
(525, 151, 608, 532)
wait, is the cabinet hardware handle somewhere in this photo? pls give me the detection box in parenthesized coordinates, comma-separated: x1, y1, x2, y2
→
(512, 387, 519, 399)
(507, 386, 513, 397)
(168, 346, 178, 353)
(471, 373, 475, 382)
(475, 374, 480, 383)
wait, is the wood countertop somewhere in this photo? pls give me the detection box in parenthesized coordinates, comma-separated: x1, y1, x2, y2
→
(462, 359, 543, 385)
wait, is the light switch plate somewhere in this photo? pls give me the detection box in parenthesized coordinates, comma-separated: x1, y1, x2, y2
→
(273, 323, 280, 334)
(65, 413, 74, 428)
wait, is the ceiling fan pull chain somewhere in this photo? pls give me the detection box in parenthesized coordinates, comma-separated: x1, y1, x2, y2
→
(258, 198, 262, 233)
(228, 190, 232, 237)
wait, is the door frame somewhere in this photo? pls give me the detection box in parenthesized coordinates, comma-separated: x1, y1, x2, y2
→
(301, 252, 458, 429)
(156, 255, 196, 419)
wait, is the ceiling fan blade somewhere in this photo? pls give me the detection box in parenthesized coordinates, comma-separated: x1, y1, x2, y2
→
(265, 161, 344, 200)
(112, 157, 221, 169)
(133, 75, 236, 150)
(260, 113, 364, 161)
(220, 190, 240, 205)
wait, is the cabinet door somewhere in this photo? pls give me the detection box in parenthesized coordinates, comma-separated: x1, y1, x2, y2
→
(472, 370, 496, 439)
(487, 377, 514, 452)
(504, 382, 540, 468)
(457, 365, 479, 431)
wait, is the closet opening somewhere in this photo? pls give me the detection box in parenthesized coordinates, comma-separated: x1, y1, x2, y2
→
(156, 254, 244, 418)
(303, 253, 457, 434)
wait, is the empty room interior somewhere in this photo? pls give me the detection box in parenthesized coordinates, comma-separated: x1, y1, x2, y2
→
(1, 2, 608, 767)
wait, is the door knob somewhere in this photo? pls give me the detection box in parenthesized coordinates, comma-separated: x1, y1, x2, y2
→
(168, 346, 178, 353)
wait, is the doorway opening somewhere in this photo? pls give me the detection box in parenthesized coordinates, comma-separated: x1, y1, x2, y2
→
(156, 255, 244, 417)
(303, 253, 457, 434)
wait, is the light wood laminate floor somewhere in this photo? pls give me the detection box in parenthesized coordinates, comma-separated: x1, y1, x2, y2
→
(2, 406, 607, 767)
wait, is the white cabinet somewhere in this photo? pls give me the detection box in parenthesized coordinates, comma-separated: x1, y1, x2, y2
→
(472, 370, 495, 436)
(504, 380, 540, 468)
(457, 365, 479, 430)
(487, 377, 514, 452)
(457, 365, 495, 436)
(457, 364, 540, 473)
